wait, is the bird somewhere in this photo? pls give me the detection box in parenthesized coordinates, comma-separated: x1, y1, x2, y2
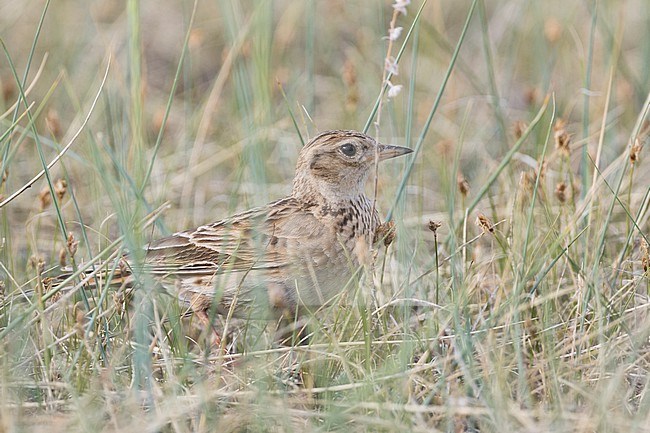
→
(55, 130, 412, 328)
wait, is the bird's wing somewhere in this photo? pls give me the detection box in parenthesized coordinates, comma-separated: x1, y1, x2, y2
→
(143, 198, 322, 277)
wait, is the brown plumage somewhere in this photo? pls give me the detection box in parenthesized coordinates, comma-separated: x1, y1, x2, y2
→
(62, 130, 412, 321)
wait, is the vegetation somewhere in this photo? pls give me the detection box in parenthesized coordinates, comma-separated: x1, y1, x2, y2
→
(1, 0, 649, 431)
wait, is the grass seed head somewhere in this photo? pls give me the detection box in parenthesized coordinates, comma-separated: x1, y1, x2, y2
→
(554, 119, 571, 155)
(374, 220, 396, 247)
(59, 247, 67, 267)
(476, 213, 494, 234)
(555, 182, 567, 203)
(38, 187, 52, 211)
(513, 121, 527, 140)
(457, 174, 470, 197)
(54, 179, 68, 201)
(641, 239, 649, 273)
(67, 233, 78, 258)
(428, 220, 442, 234)
(29, 255, 45, 275)
(630, 139, 642, 165)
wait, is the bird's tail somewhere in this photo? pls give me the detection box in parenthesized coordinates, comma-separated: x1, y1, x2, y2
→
(44, 258, 134, 298)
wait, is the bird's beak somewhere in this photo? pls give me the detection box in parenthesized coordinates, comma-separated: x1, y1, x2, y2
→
(378, 144, 413, 161)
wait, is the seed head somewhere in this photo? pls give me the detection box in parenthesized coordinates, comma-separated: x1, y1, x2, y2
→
(630, 139, 642, 165)
(29, 255, 45, 275)
(555, 182, 567, 203)
(476, 213, 494, 235)
(67, 233, 78, 258)
(54, 179, 68, 201)
(513, 121, 527, 140)
(59, 247, 67, 267)
(374, 221, 396, 247)
(428, 220, 442, 233)
(457, 175, 470, 197)
(38, 187, 52, 211)
(554, 119, 571, 156)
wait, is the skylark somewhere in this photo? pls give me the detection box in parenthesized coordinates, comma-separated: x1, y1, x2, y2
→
(61, 130, 412, 324)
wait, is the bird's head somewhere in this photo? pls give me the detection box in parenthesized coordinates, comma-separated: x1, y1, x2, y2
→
(292, 130, 412, 203)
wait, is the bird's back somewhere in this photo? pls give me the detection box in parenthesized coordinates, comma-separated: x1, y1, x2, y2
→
(143, 195, 378, 318)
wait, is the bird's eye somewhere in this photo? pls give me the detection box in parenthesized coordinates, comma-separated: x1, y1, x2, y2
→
(340, 143, 356, 157)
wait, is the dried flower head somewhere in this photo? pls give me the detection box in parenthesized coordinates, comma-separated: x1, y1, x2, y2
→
(524, 87, 539, 106)
(513, 121, 527, 140)
(59, 247, 67, 267)
(388, 26, 403, 41)
(38, 187, 52, 211)
(386, 80, 402, 98)
(555, 182, 567, 203)
(457, 175, 470, 197)
(641, 239, 649, 273)
(54, 179, 68, 201)
(29, 255, 45, 275)
(630, 139, 642, 165)
(476, 213, 494, 234)
(67, 233, 78, 258)
(374, 221, 396, 247)
(392, 0, 411, 15)
(428, 220, 442, 233)
(554, 119, 571, 155)
(73, 302, 87, 335)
